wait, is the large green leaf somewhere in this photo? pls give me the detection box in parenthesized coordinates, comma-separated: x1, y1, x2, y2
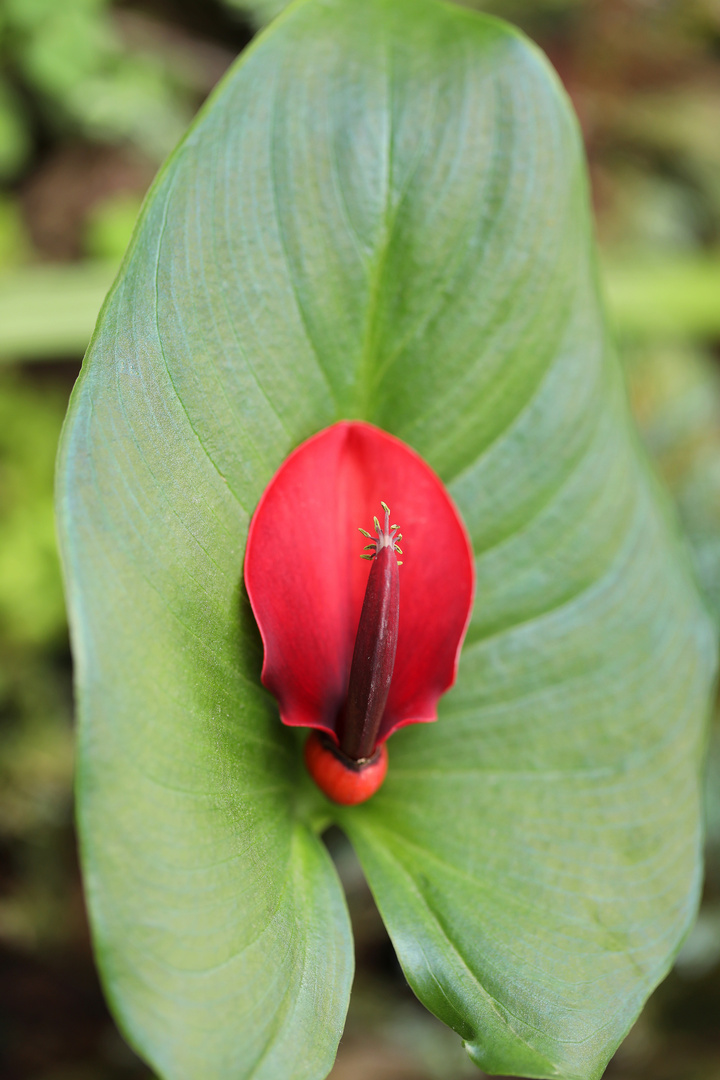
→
(56, 1, 716, 1079)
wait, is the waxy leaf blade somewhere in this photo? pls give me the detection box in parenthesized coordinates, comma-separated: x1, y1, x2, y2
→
(56, 1, 717, 1078)
(55, 6, 360, 1075)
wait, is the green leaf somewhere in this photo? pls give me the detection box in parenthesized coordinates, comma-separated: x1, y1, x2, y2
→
(56, 1, 717, 1079)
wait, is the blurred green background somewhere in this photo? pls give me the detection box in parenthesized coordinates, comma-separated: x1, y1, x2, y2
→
(1, 1, 719, 1078)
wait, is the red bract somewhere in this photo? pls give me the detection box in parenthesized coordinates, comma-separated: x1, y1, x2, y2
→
(244, 421, 474, 803)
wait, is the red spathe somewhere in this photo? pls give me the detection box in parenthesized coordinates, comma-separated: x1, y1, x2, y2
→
(245, 421, 475, 751)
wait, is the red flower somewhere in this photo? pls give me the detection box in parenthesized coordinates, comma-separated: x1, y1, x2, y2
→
(244, 422, 475, 804)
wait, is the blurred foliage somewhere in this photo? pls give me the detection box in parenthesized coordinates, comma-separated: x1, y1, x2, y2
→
(0, 191, 29, 269)
(0, 0, 719, 1078)
(224, 0, 289, 26)
(0, 372, 82, 1075)
(603, 256, 720, 339)
(625, 343, 720, 626)
(0, 74, 29, 180)
(0, 0, 197, 174)
(83, 189, 143, 260)
(0, 377, 66, 646)
(0, 260, 116, 359)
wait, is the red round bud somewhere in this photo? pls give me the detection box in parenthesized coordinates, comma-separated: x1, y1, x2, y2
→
(304, 731, 388, 806)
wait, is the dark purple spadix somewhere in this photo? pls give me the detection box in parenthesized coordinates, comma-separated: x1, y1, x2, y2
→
(338, 504, 402, 761)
